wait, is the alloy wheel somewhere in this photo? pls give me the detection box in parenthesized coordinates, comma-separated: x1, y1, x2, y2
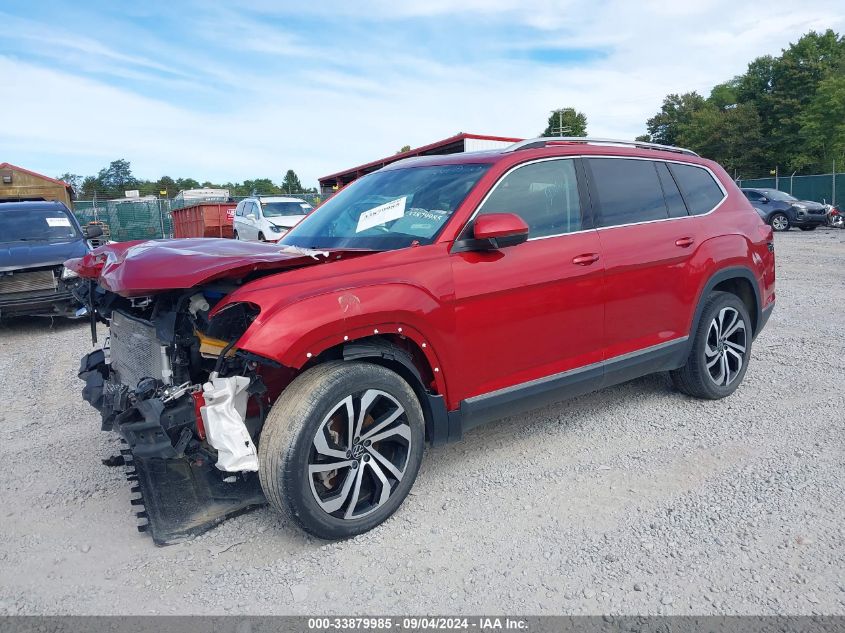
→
(704, 307, 747, 387)
(771, 215, 788, 231)
(308, 389, 412, 520)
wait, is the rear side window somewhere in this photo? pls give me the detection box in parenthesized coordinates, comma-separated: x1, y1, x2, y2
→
(588, 158, 668, 227)
(655, 162, 688, 218)
(670, 164, 725, 215)
(475, 159, 582, 238)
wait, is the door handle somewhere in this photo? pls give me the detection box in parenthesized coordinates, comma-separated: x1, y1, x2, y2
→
(572, 253, 600, 266)
(675, 237, 695, 248)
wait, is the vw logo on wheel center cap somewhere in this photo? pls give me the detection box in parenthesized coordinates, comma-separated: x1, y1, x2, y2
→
(351, 444, 365, 459)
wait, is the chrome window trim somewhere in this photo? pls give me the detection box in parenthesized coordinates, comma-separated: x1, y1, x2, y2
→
(455, 155, 728, 243)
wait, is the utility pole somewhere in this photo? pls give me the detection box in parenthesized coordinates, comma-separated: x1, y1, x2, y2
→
(833, 159, 837, 206)
(550, 109, 571, 137)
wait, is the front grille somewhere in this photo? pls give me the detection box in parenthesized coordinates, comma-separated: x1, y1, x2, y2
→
(110, 311, 166, 389)
(0, 269, 57, 295)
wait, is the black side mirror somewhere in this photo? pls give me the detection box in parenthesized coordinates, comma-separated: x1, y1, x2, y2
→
(84, 225, 103, 239)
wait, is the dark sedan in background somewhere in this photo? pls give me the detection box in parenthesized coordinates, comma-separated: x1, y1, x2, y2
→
(741, 188, 828, 231)
(0, 201, 101, 319)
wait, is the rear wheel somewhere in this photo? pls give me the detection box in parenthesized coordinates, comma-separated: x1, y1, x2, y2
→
(770, 213, 790, 231)
(259, 361, 425, 539)
(258, 232, 266, 242)
(671, 291, 752, 400)
(233, 231, 240, 240)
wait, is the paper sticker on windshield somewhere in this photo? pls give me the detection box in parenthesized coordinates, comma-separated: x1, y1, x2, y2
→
(356, 197, 406, 233)
(46, 217, 72, 227)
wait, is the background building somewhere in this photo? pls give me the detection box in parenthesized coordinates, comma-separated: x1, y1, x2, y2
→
(318, 133, 521, 196)
(0, 163, 74, 207)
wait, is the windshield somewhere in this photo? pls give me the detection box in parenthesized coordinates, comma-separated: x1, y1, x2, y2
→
(0, 206, 81, 243)
(281, 163, 490, 250)
(763, 190, 797, 202)
(261, 201, 312, 217)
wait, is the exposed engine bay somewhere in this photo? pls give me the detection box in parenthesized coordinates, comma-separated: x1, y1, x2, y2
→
(76, 280, 293, 544)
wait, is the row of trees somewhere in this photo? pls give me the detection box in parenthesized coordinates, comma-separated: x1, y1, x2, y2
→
(637, 29, 845, 178)
(58, 160, 315, 200)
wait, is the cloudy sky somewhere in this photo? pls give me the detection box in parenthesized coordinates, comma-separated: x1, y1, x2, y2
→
(1, 0, 843, 188)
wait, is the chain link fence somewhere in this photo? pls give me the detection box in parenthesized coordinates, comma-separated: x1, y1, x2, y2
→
(72, 193, 324, 242)
(736, 172, 842, 206)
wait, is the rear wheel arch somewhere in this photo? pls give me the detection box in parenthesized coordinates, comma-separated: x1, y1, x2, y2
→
(687, 267, 762, 350)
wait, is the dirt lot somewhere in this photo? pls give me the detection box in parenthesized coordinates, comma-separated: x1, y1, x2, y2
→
(0, 229, 843, 616)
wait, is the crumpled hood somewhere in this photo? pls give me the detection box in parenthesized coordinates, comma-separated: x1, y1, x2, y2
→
(0, 238, 88, 273)
(65, 238, 337, 297)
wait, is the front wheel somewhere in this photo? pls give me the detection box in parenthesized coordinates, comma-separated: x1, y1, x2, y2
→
(259, 361, 425, 539)
(671, 291, 752, 400)
(770, 213, 790, 231)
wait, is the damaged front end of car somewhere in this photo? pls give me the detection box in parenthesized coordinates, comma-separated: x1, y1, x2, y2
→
(68, 240, 317, 544)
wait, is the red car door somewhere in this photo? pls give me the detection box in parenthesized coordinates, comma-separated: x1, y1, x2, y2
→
(448, 158, 605, 417)
(585, 157, 703, 361)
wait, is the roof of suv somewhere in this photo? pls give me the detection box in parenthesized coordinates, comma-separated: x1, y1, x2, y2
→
(382, 137, 709, 172)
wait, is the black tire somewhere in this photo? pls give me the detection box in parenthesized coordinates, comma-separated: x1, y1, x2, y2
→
(670, 291, 752, 400)
(258, 232, 266, 242)
(233, 231, 239, 240)
(259, 361, 425, 539)
(769, 213, 790, 231)
(799, 226, 816, 231)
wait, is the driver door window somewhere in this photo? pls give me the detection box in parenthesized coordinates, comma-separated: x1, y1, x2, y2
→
(473, 159, 582, 238)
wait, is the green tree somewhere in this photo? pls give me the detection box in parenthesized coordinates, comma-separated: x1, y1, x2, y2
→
(80, 176, 99, 198)
(644, 92, 707, 146)
(96, 159, 137, 197)
(244, 178, 280, 196)
(56, 173, 82, 195)
(679, 103, 767, 177)
(542, 108, 587, 137)
(397, 145, 411, 154)
(175, 177, 201, 191)
(281, 170, 303, 193)
(799, 72, 845, 171)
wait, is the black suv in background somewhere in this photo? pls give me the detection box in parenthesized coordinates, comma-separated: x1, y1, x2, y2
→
(0, 201, 101, 319)
(741, 188, 828, 231)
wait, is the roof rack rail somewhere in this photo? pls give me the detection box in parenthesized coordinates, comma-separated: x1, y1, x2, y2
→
(505, 137, 699, 157)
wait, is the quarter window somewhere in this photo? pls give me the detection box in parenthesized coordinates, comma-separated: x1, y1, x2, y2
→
(670, 164, 725, 215)
(588, 158, 669, 227)
(475, 159, 582, 238)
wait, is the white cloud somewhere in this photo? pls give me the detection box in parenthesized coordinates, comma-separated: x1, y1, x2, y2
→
(0, 0, 843, 186)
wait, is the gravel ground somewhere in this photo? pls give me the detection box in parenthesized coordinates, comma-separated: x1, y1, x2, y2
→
(0, 229, 843, 616)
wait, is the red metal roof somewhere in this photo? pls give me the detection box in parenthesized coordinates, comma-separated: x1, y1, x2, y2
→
(318, 133, 522, 184)
(0, 163, 73, 190)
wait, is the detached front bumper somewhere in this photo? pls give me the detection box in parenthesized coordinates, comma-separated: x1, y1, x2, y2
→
(78, 349, 266, 545)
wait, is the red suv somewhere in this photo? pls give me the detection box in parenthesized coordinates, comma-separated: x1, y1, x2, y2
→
(70, 138, 776, 543)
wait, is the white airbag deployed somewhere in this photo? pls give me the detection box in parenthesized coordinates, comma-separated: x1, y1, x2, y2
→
(201, 373, 259, 472)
